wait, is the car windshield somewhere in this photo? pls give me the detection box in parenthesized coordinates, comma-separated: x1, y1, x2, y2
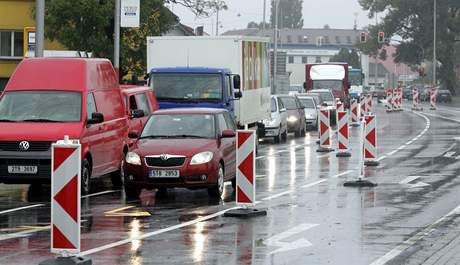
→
(0, 91, 82, 122)
(271, 98, 277, 112)
(279, 97, 298, 110)
(298, 98, 315, 109)
(151, 73, 223, 101)
(141, 114, 215, 139)
(311, 91, 334, 102)
(312, 80, 343, 92)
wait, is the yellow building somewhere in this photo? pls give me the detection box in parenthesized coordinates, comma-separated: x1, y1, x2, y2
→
(0, 0, 63, 90)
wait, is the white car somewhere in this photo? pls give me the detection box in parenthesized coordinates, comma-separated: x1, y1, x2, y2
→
(296, 95, 318, 130)
(262, 95, 288, 143)
(306, 89, 336, 125)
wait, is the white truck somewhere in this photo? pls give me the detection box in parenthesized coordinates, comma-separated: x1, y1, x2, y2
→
(146, 36, 271, 134)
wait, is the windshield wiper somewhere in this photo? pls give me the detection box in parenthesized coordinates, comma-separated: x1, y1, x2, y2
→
(138, 135, 173, 139)
(22, 119, 60, 122)
(172, 134, 207, 139)
(0, 119, 17, 122)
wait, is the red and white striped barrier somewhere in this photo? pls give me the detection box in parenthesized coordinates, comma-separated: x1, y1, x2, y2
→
(336, 100, 344, 112)
(350, 98, 360, 127)
(386, 88, 393, 112)
(430, 87, 437, 110)
(51, 136, 81, 255)
(336, 111, 351, 157)
(366, 94, 373, 114)
(364, 114, 379, 166)
(317, 107, 333, 152)
(360, 95, 366, 118)
(236, 130, 256, 206)
(412, 87, 420, 110)
(392, 87, 399, 111)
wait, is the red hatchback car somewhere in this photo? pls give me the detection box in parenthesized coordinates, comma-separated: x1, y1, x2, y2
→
(123, 108, 237, 199)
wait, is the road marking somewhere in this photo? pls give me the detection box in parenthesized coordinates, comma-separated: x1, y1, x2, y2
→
(376, 155, 387, 162)
(0, 225, 50, 241)
(256, 143, 311, 159)
(262, 190, 293, 201)
(301, 179, 328, 188)
(399, 176, 430, 189)
(444, 151, 456, 158)
(331, 170, 352, 178)
(265, 223, 319, 255)
(82, 190, 120, 198)
(104, 205, 151, 217)
(370, 204, 460, 265)
(0, 204, 44, 215)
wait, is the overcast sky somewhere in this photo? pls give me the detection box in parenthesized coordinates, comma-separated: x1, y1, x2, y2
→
(168, 0, 378, 35)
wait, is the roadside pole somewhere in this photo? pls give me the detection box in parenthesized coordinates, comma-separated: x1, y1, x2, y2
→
(114, 0, 121, 76)
(35, 0, 44, 57)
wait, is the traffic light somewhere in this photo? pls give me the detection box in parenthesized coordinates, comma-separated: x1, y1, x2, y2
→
(360, 32, 367, 43)
(378, 31, 385, 43)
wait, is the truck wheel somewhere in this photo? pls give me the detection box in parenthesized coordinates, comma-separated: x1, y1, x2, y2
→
(110, 152, 125, 188)
(208, 165, 224, 198)
(125, 186, 141, 200)
(81, 159, 91, 195)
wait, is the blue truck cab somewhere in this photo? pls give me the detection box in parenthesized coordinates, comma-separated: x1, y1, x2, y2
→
(148, 67, 241, 115)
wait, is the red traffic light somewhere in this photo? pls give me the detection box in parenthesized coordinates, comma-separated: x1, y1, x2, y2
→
(378, 31, 385, 43)
(360, 32, 367, 43)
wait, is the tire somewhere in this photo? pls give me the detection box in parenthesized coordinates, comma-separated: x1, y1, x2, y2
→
(301, 122, 306, 137)
(125, 185, 141, 200)
(208, 164, 224, 198)
(81, 159, 91, 196)
(282, 129, 288, 142)
(231, 177, 236, 190)
(110, 152, 125, 188)
(273, 129, 281, 144)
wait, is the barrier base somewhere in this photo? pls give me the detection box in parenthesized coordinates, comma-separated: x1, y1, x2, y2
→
(224, 208, 267, 218)
(364, 160, 380, 167)
(343, 179, 378, 187)
(39, 256, 92, 265)
(316, 147, 334, 153)
(336, 151, 351, 158)
(430, 107, 436, 110)
(351, 123, 360, 127)
(316, 139, 320, 145)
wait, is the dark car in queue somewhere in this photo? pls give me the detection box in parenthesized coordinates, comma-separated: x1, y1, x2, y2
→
(437, 89, 452, 103)
(276, 95, 306, 137)
(123, 108, 237, 199)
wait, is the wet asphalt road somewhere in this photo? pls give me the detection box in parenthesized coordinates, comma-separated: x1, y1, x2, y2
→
(1, 100, 460, 265)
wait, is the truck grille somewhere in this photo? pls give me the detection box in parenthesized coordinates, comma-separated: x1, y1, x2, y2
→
(0, 141, 51, 152)
(145, 157, 186, 167)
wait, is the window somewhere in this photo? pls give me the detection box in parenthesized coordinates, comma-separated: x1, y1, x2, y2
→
(223, 112, 236, 130)
(278, 98, 284, 110)
(135, 93, 151, 115)
(335, 36, 341, 44)
(303, 36, 308, 43)
(129, 96, 138, 112)
(288, 56, 294, 64)
(226, 76, 231, 98)
(297, 36, 302, 43)
(315, 56, 322, 63)
(347, 36, 352, 44)
(324, 36, 330, 44)
(0, 31, 23, 58)
(86, 93, 97, 120)
(217, 114, 228, 133)
(302, 56, 308, 64)
(287, 35, 292, 43)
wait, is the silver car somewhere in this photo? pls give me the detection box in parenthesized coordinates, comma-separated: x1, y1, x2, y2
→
(262, 95, 288, 143)
(296, 95, 318, 130)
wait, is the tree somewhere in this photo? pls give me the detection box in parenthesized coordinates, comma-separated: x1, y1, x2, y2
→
(329, 48, 361, 69)
(358, 0, 460, 90)
(270, 0, 303, 29)
(247, 21, 270, 29)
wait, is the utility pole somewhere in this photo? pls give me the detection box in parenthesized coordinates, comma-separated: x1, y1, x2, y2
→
(216, 8, 219, 36)
(114, 0, 120, 72)
(273, 0, 279, 94)
(263, 0, 266, 31)
(35, 0, 45, 57)
(433, 0, 437, 87)
(374, 13, 378, 89)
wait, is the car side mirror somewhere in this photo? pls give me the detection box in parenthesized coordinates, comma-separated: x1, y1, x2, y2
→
(234, 90, 242, 99)
(279, 108, 286, 113)
(128, 131, 139, 139)
(220, 130, 236, 138)
(131, 109, 145, 118)
(87, 112, 104, 125)
(303, 82, 307, 89)
(233, 75, 241, 90)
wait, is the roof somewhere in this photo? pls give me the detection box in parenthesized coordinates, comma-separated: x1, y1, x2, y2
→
(152, 108, 227, 115)
(150, 67, 231, 74)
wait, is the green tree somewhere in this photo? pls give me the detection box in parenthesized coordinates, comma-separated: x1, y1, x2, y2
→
(270, 0, 303, 29)
(358, 0, 460, 90)
(329, 48, 361, 69)
(247, 21, 270, 29)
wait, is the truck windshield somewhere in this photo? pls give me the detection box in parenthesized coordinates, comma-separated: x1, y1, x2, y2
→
(0, 91, 82, 122)
(151, 73, 223, 101)
(349, 70, 363, 86)
(141, 114, 216, 139)
(313, 80, 343, 92)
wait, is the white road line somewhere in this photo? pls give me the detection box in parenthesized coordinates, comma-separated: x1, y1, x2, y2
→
(262, 190, 293, 201)
(0, 226, 49, 241)
(376, 155, 387, 162)
(256, 143, 311, 160)
(302, 179, 327, 188)
(369, 204, 460, 265)
(0, 204, 44, 215)
(82, 190, 120, 198)
(331, 170, 353, 178)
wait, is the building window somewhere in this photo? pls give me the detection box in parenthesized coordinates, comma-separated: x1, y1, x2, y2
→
(0, 31, 23, 58)
(288, 56, 294, 64)
(297, 35, 302, 43)
(287, 35, 292, 43)
(316, 36, 323, 47)
(303, 36, 308, 43)
(315, 56, 322, 63)
(324, 36, 329, 44)
(302, 56, 308, 64)
(335, 36, 341, 44)
(346, 36, 352, 44)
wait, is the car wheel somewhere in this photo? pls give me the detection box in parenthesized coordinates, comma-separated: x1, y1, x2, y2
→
(125, 185, 141, 200)
(110, 152, 125, 188)
(282, 129, 288, 142)
(231, 177, 236, 190)
(208, 164, 224, 198)
(273, 129, 281, 144)
(81, 159, 91, 196)
(301, 121, 306, 136)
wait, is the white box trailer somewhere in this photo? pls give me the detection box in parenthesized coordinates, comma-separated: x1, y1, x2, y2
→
(146, 36, 271, 128)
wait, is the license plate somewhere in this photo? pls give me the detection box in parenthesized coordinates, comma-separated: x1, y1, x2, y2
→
(265, 130, 276, 136)
(149, 170, 180, 178)
(8, 165, 38, 174)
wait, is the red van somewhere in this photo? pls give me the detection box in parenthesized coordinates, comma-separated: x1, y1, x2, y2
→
(0, 58, 129, 194)
(120, 85, 159, 138)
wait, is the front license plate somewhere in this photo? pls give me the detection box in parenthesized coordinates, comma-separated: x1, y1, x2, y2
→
(149, 170, 180, 178)
(8, 165, 38, 174)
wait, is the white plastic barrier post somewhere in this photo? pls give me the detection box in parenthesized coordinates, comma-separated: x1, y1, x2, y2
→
(386, 88, 393, 112)
(39, 136, 92, 265)
(430, 87, 437, 110)
(336, 111, 351, 157)
(350, 98, 360, 127)
(366, 94, 373, 114)
(317, 107, 333, 152)
(364, 114, 379, 166)
(392, 87, 399, 111)
(360, 95, 366, 118)
(224, 130, 266, 218)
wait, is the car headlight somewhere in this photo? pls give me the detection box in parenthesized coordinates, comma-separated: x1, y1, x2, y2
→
(287, 116, 298, 123)
(126, 152, 141, 165)
(190, 151, 214, 165)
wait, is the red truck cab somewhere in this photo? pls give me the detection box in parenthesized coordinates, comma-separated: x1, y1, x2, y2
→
(0, 58, 129, 194)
